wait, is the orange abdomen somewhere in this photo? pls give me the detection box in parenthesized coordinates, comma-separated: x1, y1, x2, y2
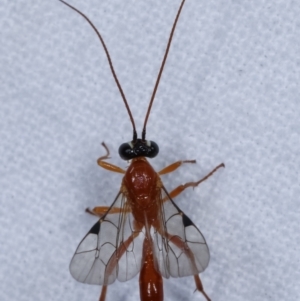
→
(139, 238, 163, 301)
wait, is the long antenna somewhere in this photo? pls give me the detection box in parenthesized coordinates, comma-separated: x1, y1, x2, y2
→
(142, 0, 186, 140)
(58, 0, 137, 141)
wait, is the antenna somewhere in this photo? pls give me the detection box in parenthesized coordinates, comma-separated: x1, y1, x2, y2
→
(142, 0, 186, 140)
(58, 0, 137, 141)
(59, 0, 187, 143)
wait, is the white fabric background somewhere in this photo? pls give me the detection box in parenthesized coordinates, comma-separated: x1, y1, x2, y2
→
(1, 0, 299, 301)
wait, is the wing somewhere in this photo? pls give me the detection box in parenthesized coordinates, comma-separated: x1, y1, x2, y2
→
(153, 186, 210, 278)
(69, 192, 145, 285)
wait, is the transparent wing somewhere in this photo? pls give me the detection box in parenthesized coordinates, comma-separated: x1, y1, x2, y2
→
(153, 186, 210, 279)
(69, 192, 145, 285)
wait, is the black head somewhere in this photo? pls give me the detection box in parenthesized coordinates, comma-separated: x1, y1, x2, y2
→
(119, 139, 159, 160)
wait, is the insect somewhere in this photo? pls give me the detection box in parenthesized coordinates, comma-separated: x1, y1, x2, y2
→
(59, 0, 224, 300)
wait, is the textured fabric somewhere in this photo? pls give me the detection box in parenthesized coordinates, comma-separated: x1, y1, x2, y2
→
(1, 1, 299, 301)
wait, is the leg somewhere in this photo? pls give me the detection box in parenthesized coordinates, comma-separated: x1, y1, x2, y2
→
(85, 206, 124, 217)
(99, 285, 107, 301)
(163, 163, 225, 201)
(158, 160, 196, 175)
(98, 142, 126, 174)
(157, 229, 211, 301)
(194, 275, 211, 301)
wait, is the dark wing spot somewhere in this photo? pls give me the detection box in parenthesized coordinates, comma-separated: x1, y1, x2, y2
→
(89, 221, 100, 235)
(182, 213, 193, 227)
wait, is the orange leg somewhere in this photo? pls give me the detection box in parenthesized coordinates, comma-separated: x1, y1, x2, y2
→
(158, 160, 196, 175)
(85, 206, 125, 217)
(194, 275, 211, 301)
(88, 143, 126, 217)
(162, 231, 211, 301)
(97, 142, 126, 174)
(99, 285, 107, 301)
(163, 163, 225, 202)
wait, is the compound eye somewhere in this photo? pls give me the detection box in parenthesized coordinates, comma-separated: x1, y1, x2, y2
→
(118, 139, 159, 160)
(146, 140, 159, 158)
(118, 142, 134, 160)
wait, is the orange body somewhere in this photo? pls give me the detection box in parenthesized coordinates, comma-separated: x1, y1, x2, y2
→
(124, 158, 164, 301)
